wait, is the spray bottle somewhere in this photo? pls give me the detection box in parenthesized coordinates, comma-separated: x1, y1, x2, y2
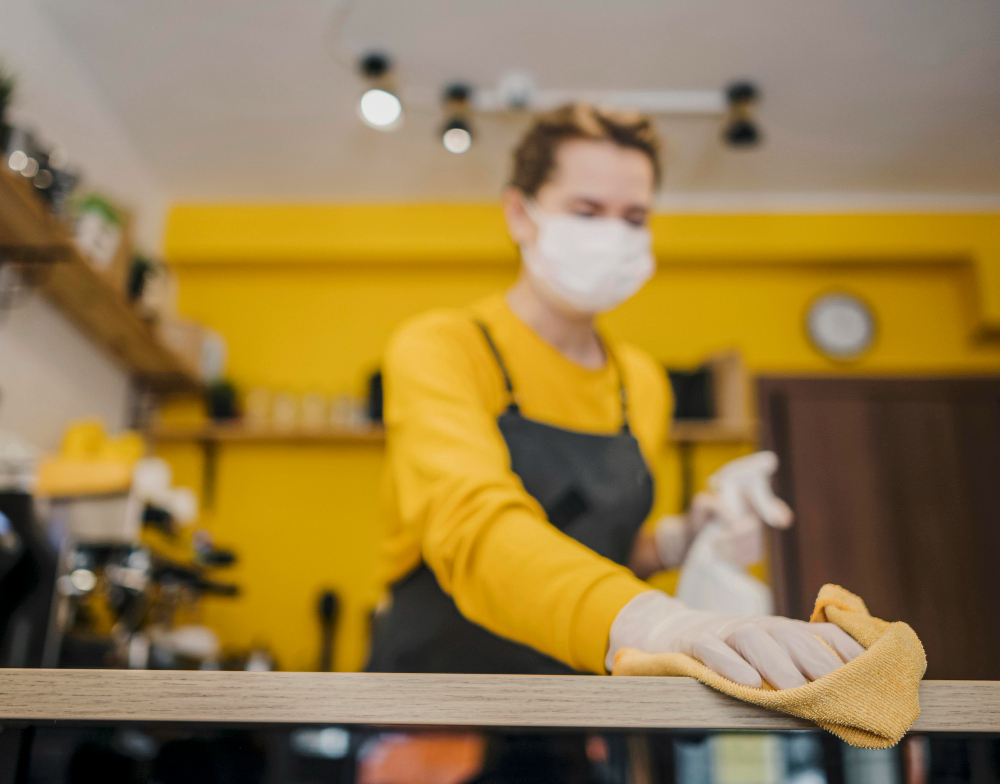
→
(676, 451, 793, 616)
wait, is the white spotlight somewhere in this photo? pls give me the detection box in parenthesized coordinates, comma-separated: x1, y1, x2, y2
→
(359, 88, 402, 129)
(442, 126, 472, 154)
(358, 53, 403, 131)
(440, 84, 474, 154)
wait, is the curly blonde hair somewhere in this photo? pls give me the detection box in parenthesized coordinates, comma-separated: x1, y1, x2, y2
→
(509, 103, 662, 196)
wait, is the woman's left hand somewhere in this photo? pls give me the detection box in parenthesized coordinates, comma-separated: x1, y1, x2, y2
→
(607, 590, 865, 688)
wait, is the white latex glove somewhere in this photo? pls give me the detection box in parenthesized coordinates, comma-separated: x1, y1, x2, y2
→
(709, 452, 794, 529)
(690, 491, 768, 567)
(651, 495, 775, 571)
(651, 483, 793, 572)
(662, 451, 795, 569)
(692, 486, 792, 568)
(651, 514, 689, 570)
(606, 591, 865, 689)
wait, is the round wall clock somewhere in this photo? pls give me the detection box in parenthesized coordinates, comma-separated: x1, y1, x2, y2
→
(806, 292, 876, 360)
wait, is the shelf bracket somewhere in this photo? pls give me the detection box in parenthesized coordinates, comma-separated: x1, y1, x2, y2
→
(201, 437, 219, 511)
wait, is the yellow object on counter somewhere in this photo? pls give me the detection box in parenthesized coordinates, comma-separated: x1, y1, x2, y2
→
(36, 419, 145, 497)
(612, 584, 926, 749)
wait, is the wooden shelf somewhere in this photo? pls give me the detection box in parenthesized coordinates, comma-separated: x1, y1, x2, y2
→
(671, 419, 757, 443)
(0, 166, 60, 251)
(152, 421, 754, 446)
(0, 671, 995, 732)
(668, 351, 756, 443)
(149, 422, 385, 444)
(0, 169, 202, 391)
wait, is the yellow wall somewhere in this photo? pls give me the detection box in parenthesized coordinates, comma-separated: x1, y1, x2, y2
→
(160, 206, 1000, 672)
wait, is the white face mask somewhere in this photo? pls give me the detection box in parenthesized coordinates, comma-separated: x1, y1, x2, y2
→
(521, 201, 655, 314)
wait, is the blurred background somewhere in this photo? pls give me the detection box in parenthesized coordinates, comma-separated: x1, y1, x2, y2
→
(0, 0, 999, 779)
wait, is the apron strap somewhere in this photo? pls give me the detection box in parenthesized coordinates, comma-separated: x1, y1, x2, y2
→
(603, 343, 632, 434)
(474, 321, 520, 412)
(474, 320, 631, 431)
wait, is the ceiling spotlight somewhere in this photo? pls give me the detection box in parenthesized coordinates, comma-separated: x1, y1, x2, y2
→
(358, 53, 402, 130)
(442, 120, 472, 154)
(360, 89, 402, 128)
(723, 80, 761, 148)
(441, 83, 473, 154)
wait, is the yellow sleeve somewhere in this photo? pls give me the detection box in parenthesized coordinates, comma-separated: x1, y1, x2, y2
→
(382, 315, 650, 674)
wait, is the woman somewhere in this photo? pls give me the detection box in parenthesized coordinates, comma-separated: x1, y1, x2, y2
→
(368, 104, 862, 688)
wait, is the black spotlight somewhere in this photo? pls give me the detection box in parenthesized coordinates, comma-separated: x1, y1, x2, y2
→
(357, 52, 402, 129)
(723, 80, 761, 148)
(441, 83, 473, 154)
(359, 52, 390, 80)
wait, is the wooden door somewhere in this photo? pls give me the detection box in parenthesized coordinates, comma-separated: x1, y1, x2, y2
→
(758, 376, 1000, 679)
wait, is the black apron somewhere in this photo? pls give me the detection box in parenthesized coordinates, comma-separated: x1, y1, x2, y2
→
(367, 322, 654, 674)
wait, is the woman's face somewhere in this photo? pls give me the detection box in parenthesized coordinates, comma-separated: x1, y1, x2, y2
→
(503, 138, 656, 249)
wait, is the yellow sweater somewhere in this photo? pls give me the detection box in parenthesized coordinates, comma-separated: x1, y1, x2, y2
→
(378, 294, 671, 674)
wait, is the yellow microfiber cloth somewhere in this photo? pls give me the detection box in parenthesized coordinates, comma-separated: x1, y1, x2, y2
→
(612, 584, 926, 749)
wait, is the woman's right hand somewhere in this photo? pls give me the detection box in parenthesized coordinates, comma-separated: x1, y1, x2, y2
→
(646, 485, 794, 575)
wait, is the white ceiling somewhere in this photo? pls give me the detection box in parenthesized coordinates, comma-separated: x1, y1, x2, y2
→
(33, 0, 1000, 205)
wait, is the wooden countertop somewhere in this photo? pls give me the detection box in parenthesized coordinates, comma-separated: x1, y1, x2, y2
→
(0, 671, 997, 732)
